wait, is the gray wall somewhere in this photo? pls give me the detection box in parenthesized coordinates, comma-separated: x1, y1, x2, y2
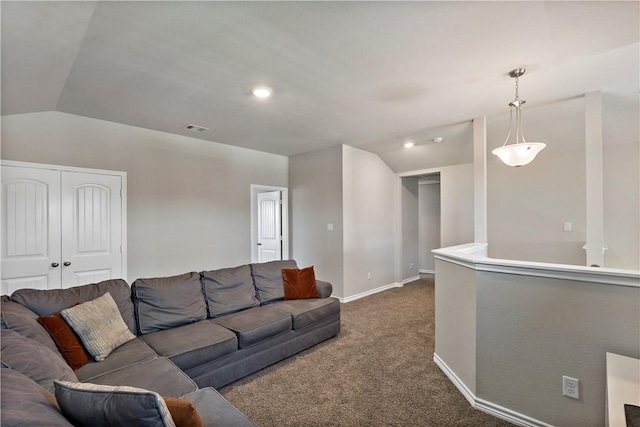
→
(602, 91, 640, 270)
(342, 145, 398, 296)
(290, 146, 344, 297)
(487, 98, 587, 265)
(418, 182, 441, 272)
(434, 259, 477, 394)
(1, 111, 289, 281)
(401, 177, 419, 280)
(440, 163, 474, 248)
(476, 272, 640, 426)
(487, 90, 640, 270)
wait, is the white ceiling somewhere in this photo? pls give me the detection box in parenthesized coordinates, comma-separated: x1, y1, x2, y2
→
(2, 1, 638, 157)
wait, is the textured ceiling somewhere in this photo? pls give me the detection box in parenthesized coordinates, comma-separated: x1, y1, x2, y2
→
(2, 1, 638, 157)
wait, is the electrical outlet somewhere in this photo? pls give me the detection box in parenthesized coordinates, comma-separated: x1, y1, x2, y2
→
(563, 376, 579, 399)
(564, 222, 572, 232)
(410, 262, 414, 270)
(367, 272, 371, 280)
(327, 223, 333, 232)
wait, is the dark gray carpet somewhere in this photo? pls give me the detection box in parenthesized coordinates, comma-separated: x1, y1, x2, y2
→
(219, 276, 513, 426)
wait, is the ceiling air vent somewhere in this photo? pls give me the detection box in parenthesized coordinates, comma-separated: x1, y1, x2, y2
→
(182, 124, 209, 132)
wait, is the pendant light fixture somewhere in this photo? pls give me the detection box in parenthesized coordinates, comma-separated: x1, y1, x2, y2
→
(492, 68, 546, 167)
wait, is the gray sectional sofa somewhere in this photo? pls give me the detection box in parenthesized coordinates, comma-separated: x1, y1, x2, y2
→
(0, 259, 340, 426)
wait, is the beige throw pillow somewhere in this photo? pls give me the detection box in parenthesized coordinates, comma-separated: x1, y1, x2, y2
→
(61, 292, 136, 361)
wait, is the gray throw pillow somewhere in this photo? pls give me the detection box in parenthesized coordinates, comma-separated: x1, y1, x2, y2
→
(54, 380, 176, 427)
(201, 265, 260, 317)
(0, 329, 77, 394)
(132, 272, 207, 335)
(1, 297, 62, 355)
(250, 260, 298, 304)
(61, 293, 136, 361)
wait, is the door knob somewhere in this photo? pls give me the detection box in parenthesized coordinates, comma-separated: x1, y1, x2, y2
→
(257, 243, 262, 246)
(63, 262, 71, 267)
(51, 263, 59, 268)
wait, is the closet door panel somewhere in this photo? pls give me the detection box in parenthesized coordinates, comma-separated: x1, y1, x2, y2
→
(61, 172, 122, 288)
(1, 166, 62, 294)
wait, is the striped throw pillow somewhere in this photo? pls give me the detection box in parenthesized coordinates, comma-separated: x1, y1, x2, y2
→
(61, 292, 135, 361)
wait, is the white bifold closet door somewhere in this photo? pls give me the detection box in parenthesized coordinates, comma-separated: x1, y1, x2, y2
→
(1, 163, 124, 295)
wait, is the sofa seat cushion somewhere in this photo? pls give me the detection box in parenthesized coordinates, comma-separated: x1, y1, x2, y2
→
(268, 297, 341, 330)
(211, 307, 291, 348)
(250, 260, 298, 304)
(75, 337, 157, 382)
(142, 320, 237, 371)
(1, 368, 73, 427)
(201, 265, 259, 317)
(0, 329, 77, 394)
(181, 387, 257, 427)
(132, 272, 207, 335)
(10, 279, 136, 335)
(86, 357, 198, 398)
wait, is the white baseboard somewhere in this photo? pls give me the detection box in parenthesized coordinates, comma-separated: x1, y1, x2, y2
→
(419, 269, 435, 274)
(402, 275, 420, 284)
(433, 353, 553, 427)
(339, 282, 403, 303)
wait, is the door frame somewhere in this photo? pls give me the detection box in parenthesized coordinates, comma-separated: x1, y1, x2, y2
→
(250, 184, 289, 263)
(1, 160, 128, 282)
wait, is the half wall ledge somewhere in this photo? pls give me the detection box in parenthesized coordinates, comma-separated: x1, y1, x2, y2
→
(432, 243, 640, 427)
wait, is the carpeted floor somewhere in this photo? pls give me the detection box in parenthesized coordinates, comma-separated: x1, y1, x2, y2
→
(219, 276, 513, 426)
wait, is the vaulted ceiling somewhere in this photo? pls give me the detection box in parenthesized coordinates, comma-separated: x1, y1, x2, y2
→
(2, 1, 638, 157)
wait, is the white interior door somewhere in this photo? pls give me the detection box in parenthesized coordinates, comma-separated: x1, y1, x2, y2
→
(61, 171, 122, 287)
(1, 166, 62, 294)
(257, 191, 282, 263)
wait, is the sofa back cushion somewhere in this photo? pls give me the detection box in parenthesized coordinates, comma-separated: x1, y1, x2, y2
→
(0, 328, 78, 394)
(1, 296, 63, 356)
(201, 265, 259, 317)
(1, 368, 73, 427)
(10, 279, 136, 334)
(132, 272, 207, 335)
(250, 260, 298, 304)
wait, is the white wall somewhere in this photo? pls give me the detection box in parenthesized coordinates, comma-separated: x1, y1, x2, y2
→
(342, 145, 398, 297)
(419, 182, 441, 272)
(1, 111, 289, 281)
(401, 177, 419, 280)
(290, 146, 344, 296)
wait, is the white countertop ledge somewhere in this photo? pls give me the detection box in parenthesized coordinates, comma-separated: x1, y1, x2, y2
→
(432, 243, 640, 288)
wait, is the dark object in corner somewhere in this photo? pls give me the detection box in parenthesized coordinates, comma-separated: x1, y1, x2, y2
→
(625, 404, 640, 427)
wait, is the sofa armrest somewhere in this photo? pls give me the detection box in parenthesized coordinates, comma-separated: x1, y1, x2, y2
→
(316, 280, 333, 298)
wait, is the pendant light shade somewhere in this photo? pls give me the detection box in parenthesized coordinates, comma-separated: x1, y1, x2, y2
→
(492, 68, 546, 167)
(492, 142, 546, 167)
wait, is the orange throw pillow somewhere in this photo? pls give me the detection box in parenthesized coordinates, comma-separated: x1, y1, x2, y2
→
(282, 266, 318, 300)
(163, 396, 205, 427)
(38, 306, 92, 371)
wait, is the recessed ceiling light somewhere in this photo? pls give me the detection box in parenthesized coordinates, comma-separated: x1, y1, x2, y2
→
(404, 141, 415, 148)
(252, 86, 273, 98)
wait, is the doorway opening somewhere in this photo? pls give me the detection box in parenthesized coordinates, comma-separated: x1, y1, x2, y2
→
(417, 173, 441, 274)
(250, 185, 289, 263)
